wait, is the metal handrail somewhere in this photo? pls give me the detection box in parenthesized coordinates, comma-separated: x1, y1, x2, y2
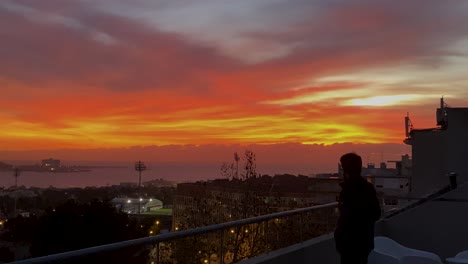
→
(12, 202, 338, 264)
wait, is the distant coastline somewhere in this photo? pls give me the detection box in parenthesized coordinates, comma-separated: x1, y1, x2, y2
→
(0, 164, 129, 173)
(13, 165, 91, 173)
(0, 161, 129, 173)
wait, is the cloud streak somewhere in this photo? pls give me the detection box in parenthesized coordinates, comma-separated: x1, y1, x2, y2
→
(1, 0, 468, 151)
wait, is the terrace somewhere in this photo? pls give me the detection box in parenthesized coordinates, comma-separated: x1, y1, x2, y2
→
(11, 181, 468, 264)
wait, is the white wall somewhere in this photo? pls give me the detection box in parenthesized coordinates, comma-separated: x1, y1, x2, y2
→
(410, 129, 446, 195)
(377, 183, 468, 259)
(410, 108, 468, 196)
(445, 108, 468, 185)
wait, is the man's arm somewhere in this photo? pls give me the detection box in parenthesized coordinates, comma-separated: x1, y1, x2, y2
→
(369, 185, 381, 222)
(335, 187, 352, 253)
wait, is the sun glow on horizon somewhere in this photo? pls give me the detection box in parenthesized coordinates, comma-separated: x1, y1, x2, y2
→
(342, 95, 438, 107)
(0, 108, 403, 150)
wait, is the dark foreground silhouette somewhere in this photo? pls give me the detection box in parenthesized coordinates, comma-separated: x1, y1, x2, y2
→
(334, 153, 381, 264)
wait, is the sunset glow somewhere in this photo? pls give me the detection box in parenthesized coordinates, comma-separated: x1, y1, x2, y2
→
(1, 0, 468, 151)
(342, 95, 435, 107)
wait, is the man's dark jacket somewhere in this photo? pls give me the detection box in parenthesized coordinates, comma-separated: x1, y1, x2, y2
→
(334, 176, 381, 255)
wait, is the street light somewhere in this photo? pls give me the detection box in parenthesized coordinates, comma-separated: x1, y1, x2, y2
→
(135, 161, 146, 214)
(13, 167, 20, 217)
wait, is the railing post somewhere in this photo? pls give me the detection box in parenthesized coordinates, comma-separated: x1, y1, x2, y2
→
(156, 242, 160, 264)
(264, 220, 269, 252)
(276, 219, 279, 247)
(327, 209, 330, 233)
(219, 229, 225, 264)
(299, 214, 303, 242)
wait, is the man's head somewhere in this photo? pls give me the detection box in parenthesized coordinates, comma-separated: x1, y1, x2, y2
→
(340, 153, 362, 179)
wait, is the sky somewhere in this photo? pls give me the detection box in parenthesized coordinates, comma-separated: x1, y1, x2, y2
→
(1, 0, 468, 165)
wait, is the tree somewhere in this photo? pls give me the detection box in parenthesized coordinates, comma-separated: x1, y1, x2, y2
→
(2, 200, 152, 263)
(0, 247, 14, 262)
(172, 150, 270, 263)
(221, 150, 257, 181)
(171, 150, 337, 263)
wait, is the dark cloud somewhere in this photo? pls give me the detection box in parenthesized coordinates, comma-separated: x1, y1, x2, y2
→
(245, 0, 468, 74)
(1, 0, 467, 95)
(0, 1, 240, 92)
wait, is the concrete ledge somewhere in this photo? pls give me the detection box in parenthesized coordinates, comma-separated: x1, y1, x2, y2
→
(378, 182, 468, 259)
(236, 233, 339, 264)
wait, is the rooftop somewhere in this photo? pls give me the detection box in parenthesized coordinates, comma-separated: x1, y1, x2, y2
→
(240, 182, 468, 264)
(9, 180, 467, 264)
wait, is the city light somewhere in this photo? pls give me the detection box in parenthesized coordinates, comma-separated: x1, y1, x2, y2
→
(127, 200, 131, 203)
(156, 221, 160, 225)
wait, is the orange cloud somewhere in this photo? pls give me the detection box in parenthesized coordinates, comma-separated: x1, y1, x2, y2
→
(1, 0, 468, 152)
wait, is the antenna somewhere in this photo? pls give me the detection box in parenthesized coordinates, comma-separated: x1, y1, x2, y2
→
(405, 112, 413, 138)
(13, 167, 20, 188)
(437, 96, 448, 127)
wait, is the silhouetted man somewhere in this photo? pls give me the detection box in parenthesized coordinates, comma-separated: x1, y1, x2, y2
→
(334, 153, 381, 264)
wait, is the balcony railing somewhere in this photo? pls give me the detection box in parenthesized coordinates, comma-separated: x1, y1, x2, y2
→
(12, 202, 338, 264)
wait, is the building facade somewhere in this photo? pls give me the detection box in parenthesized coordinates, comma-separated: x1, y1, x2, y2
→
(405, 98, 468, 196)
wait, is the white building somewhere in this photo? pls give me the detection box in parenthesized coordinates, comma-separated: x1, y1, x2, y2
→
(41, 158, 61, 171)
(111, 198, 163, 214)
(405, 98, 468, 196)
